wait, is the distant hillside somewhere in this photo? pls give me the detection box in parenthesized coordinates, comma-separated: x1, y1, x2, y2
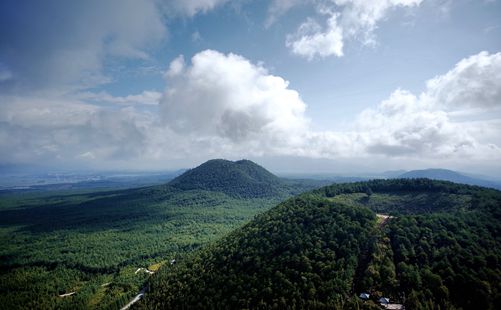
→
(144, 179, 501, 309)
(169, 159, 286, 198)
(381, 170, 407, 178)
(398, 168, 501, 189)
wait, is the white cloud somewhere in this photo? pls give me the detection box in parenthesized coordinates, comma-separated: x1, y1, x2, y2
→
(166, 55, 186, 78)
(335, 0, 423, 42)
(0, 95, 153, 165)
(286, 15, 344, 60)
(425, 51, 501, 109)
(77, 91, 162, 106)
(352, 51, 501, 160)
(159, 50, 501, 163)
(166, 0, 230, 17)
(161, 50, 309, 144)
(286, 0, 423, 59)
(0, 50, 310, 167)
(355, 90, 476, 157)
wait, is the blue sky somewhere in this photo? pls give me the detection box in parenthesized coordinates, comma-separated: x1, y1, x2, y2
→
(1, 0, 500, 175)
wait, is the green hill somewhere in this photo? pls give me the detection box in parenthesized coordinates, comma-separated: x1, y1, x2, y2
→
(169, 159, 285, 198)
(143, 179, 501, 309)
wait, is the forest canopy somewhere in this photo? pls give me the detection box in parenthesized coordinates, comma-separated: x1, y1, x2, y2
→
(142, 179, 501, 310)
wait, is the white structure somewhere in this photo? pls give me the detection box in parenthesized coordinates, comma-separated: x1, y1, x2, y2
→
(379, 297, 390, 305)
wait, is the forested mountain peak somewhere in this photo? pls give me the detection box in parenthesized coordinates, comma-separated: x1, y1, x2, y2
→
(144, 179, 501, 309)
(168, 159, 284, 198)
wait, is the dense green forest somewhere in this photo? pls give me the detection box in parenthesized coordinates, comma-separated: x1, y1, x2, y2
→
(3, 162, 500, 310)
(141, 179, 501, 309)
(0, 186, 282, 309)
(0, 160, 326, 309)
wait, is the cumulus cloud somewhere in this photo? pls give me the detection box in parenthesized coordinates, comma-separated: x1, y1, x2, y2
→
(356, 90, 476, 157)
(286, 15, 344, 59)
(158, 50, 501, 163)
(425, 51, 501, 109)
(0, 50, 310, 166)
(285, 0, 423, 59)
(161, 50, 309, 145)
(353, 51, 501, 160)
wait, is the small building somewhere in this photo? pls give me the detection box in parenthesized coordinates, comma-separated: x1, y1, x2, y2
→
(359, 293, 370, 300)
(379, 297, 390, 305)
(170, 259, 176, 265)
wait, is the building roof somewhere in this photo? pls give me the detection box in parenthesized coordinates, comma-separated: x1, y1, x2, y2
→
(379, 297, 390, 304)
(359, 293, 370, 299)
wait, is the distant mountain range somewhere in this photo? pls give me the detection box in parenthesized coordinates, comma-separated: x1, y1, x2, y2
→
(396, 168, 501, 190)
(3, 162, 500, 193)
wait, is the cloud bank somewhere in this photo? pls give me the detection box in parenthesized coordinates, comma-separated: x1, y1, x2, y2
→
(1, 50, 499, 171)
(158, 50, 501, 162)
(353, 51, 501, 160)
(0, 0, 232, 94)
(0, 0, 168, 93)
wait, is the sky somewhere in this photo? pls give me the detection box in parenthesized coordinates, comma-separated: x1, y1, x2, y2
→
(0, 0, 500, 175)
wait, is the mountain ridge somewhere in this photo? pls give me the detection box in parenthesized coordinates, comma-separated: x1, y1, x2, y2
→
(397, 168, 501, 189)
